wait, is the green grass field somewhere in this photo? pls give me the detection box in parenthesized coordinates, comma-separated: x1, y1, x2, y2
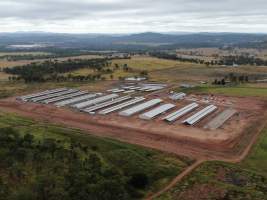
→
(177, 85, 267, 98)
(0, 112, 193, 199)
(240, 127, 267, 176)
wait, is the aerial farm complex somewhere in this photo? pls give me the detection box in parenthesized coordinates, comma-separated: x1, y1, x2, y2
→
(17, 84, 234, 128)
(0, 80, 263, 160)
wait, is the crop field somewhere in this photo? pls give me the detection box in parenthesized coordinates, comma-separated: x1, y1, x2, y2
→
(0, 112, 193, 199)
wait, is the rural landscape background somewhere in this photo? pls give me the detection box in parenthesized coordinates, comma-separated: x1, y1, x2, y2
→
(1, 0, 267, 200)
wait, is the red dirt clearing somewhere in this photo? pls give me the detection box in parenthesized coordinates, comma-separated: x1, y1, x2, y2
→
(0, 95, 266, 161)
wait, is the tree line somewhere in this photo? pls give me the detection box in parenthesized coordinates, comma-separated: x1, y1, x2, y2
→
(149, 52, 207, 65)
(219, 55, 267, 66)
(3, 58, 110, 83)
(150, 52, 267, 66)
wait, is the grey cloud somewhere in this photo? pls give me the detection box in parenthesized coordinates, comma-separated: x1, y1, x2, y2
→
(0, 0, 267, 33)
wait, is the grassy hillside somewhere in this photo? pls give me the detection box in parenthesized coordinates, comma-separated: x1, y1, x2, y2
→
(0, 112, 192, 200)
(156, 126, 267, 200)
(240, 127, 267, 176)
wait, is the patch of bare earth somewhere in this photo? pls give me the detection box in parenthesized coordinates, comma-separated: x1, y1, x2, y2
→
(0, 94, 266, 162)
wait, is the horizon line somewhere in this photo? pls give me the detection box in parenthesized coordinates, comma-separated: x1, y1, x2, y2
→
(1, 31, 267, 35)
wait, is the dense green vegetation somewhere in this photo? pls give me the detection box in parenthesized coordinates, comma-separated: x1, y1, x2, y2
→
(0, 113, 191, 200)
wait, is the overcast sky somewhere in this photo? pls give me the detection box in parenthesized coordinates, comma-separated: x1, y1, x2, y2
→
(0, 0, 267, 33)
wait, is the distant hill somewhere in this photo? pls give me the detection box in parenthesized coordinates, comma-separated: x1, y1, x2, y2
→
(0, 32, 267, 50)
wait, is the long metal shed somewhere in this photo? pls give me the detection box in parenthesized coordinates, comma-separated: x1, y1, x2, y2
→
(183, 105, 218, 125)
(139, 103, 175, 120)
(119, 99, 162, 117)
(19, 88, 67, 102)
(42, 91, 88, 104)
(204, 109, 237, 130)
(30, 89, 79, 103)
(98, 97, 146, 115)
(72, 94, 119, 109)
(82, 96, 132, 113)
(54, 94, 98, 107)
(163, 103, 199, 122)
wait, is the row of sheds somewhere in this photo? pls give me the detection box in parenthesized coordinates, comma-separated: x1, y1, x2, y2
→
(119, 100, 218, 125)
(18, 88, 229, 127)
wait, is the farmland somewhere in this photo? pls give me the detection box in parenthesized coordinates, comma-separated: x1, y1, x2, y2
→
(1, 54, 267, 83)
(0, 48, 267, 200)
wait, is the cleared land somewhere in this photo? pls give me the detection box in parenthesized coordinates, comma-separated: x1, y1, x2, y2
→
(0, 85, 266, 162)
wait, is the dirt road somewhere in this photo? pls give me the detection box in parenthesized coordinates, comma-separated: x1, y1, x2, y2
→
(146, 159, 205, 200)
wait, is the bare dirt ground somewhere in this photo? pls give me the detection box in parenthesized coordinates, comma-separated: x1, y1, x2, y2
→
(0, 94, 266, 161)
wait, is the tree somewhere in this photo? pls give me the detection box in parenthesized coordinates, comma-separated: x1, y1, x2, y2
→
(129, 173, 149, 189)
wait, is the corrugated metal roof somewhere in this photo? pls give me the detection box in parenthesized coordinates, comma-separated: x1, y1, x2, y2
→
(82, 96, 132, 113)
(163, 103, 199, 122)
(139, 104, 175, 120)
(42, 91, 87, 104)
(55, 94, 98, 107)
(72, 94, 119, 109)
(30, 89, 79, 102)
(98, 97, 145, 115)
(119, 99, 162, 117)
(183, 105, 217, 125)
(19, 88, 67, 101)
